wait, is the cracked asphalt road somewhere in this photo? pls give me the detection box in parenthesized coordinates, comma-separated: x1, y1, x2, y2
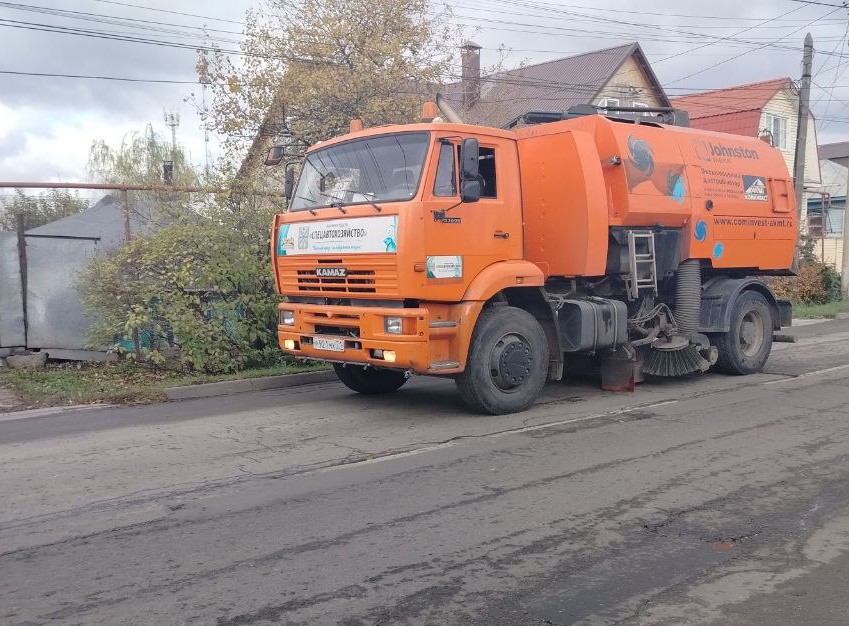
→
(2, 318, 849, 625)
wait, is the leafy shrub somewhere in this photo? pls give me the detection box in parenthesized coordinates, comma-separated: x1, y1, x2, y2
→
(822, 263, 843, 303)
(80, 201, 282, 374)
(770, 260, 843, 305)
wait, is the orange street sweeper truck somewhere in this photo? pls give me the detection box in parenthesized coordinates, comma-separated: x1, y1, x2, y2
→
(269, 97, 795, 414)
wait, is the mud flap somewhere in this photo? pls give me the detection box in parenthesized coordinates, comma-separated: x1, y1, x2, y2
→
(601, 350, 643, 392)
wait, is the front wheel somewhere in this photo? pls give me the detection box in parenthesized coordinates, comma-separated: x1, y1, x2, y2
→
(455, 306, 549, 415)
(710, 290, 774, 375)
(333, 364, 408, 394)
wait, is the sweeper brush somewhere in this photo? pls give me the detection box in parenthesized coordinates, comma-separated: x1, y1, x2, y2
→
(643, 339, 710, 377)
(642, 259, 709, 377)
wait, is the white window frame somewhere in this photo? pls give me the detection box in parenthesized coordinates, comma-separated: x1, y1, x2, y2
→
(633, 101, 649, 116)
(764, 113, 788, 150)
(599, 97, 620, 109)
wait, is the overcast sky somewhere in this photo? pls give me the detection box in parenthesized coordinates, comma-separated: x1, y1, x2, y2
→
(0, 0, 846, 193)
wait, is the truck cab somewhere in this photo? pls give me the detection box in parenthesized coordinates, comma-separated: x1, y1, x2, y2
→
(273, 123, 539, 385)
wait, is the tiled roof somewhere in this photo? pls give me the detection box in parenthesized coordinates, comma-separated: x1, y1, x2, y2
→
(442, 42, 669, 128)
(669, 78, 793, 136)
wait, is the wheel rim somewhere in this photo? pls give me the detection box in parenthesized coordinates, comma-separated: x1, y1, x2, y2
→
(739, 309, 766, 357)
(489, 332, 533, 392)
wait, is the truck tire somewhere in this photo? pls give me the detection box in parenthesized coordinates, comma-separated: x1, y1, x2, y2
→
(333, 364, 408, 394)
(711, 290, 773, 375)
(455, 306, 549, 415)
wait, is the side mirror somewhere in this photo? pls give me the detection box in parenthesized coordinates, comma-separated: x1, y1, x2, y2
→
(284, 164, 295, 201)
(460, 137, 479, 180)
(461, 178, 481, 203)
(264, 145, 285, 166)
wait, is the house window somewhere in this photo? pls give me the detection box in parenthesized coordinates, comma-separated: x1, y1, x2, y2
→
(599, 98, 619, 109)
(633, 101, 649, 116)
(807, 204, 844, 236)
(764, 113, 788, 150)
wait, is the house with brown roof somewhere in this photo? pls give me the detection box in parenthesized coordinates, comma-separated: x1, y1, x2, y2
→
(443, 42, 670, 129)
(670, 78, 821, 198)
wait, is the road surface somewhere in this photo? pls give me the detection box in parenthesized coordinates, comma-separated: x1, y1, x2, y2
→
(2, 318, 849, 625)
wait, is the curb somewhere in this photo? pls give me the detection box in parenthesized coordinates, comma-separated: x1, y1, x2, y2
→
(163, 370, 337, 401)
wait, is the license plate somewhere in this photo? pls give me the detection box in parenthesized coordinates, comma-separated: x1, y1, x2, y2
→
(313, 337, 345, 352)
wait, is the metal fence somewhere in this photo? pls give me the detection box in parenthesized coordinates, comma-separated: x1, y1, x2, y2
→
(0, 181, 261, 359)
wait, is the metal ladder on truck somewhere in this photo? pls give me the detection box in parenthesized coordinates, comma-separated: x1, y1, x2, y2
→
(626, 231, 657, 300)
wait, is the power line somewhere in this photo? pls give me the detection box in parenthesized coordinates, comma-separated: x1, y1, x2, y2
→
(790, 0, 849, 8)
(468, 0, 842, 22)
(0, 1, 244, 37)
(0, 18, 337, 66)
(86, 0, 245, 26)
(667, 6, 844, 84)
(0, 69, 198, 83)
(654, 4, 806, 65)
(6, 66, 849, 104)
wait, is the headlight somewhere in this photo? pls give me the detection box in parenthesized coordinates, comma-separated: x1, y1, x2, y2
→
(385, 316, 403, 334)
(280, 310, 295, 325)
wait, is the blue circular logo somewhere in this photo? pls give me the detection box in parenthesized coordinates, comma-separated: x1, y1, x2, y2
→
(694, 219, 708, 241)
(713, 242, 724, 258)
(627, 134, 654, 176)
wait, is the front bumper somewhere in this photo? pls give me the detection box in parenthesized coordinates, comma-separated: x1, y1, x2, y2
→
(277, 302, 477, 375)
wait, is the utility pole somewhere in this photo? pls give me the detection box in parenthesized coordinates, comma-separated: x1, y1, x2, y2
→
(793, 33, 813, 225)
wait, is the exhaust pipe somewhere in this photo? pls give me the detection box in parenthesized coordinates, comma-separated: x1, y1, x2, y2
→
(435, 93, 464, 124)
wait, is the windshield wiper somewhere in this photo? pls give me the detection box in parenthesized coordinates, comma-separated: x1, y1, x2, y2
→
(359, 192, 383, 212)
(295, 191, 383, 214)
(294, 195, 320, 215)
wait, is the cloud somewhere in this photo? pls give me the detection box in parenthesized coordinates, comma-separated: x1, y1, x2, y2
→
(0, 0, 845, 184)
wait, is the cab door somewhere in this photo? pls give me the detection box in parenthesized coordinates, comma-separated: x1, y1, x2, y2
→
(419, 135, 522, 301)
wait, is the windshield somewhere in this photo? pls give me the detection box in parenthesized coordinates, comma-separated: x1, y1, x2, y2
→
(289, 132, 430, 211)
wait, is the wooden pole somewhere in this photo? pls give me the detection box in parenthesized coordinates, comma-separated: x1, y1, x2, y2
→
(794, 33, 813, 223)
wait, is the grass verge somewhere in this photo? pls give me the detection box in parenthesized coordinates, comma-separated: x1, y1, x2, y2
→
(0, 360, 327, 409)
(792, 299, 849, 319)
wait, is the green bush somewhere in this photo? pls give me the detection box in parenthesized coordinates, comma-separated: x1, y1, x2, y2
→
(80, 198, 283, 374)
(822, 263, 843, 303)
(770, 260, 843, 306)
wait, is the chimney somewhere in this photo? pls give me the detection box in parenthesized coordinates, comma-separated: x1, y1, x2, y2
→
(460, 41, 482, 109)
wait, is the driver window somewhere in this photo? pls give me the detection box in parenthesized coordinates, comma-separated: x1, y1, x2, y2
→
(433, 142, 457, 197)
(479, 147, 497, 198)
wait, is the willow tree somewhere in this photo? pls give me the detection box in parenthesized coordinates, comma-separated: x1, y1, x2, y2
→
(197, 0, 459, 176)
(0, 189, 88, 232)
(88, 125, 199, 189)
(80, 126, 281, 372)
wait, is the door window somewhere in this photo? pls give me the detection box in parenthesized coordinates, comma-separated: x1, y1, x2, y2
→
(479, 147, 497, 198)
(433, 142, 457, 197)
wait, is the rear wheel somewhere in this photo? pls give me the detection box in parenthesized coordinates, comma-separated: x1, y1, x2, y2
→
(333, 364, 408, 394)
(711, 290, 773, 375)
(455, 306, 549, 415)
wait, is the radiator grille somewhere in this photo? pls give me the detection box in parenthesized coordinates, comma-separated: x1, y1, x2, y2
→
(278, 256, 398, 297)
